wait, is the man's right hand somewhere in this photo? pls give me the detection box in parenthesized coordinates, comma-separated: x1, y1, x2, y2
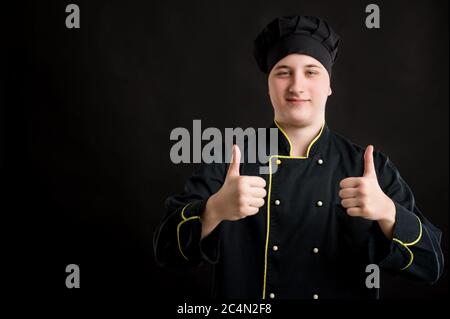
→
(201, 145, 267, 239)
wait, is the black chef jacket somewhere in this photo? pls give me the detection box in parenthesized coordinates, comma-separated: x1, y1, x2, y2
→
(154, 121, 444, 299)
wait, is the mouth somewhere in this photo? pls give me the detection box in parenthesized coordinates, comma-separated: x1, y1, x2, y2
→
(286, 98, 311, 105)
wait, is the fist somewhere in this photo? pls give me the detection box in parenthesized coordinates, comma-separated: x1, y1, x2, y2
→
(338, 145, 395, 222)
(208, 144, 267, 222)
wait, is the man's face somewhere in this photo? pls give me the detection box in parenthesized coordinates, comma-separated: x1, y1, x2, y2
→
(268, 53, 332, 127)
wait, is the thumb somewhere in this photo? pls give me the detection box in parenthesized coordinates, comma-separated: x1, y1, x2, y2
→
(363, 145, 376, 177)
(227, 144, 241, 177)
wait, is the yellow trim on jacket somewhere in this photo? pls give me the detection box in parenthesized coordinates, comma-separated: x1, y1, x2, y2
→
(262, 120, 325, 299)
(177, 203, 201, 261)
(392, 214, 423, 270)
(274, 120, 325, 158)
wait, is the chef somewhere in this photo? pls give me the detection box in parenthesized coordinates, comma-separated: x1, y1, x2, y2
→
(153, 15, 444, 299)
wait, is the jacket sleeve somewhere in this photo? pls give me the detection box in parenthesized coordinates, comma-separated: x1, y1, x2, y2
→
(369, 152, 444, 284)
(153, 162, 227, 268)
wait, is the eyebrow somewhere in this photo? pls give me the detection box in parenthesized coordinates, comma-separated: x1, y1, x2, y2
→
(274, 64, 321, 70)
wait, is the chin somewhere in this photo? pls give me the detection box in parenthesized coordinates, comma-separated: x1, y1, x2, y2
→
(285, 109, 313, 126)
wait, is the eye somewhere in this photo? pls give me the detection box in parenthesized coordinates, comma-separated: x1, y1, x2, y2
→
(306, 70, 318, 76)
(276, 71, 290, 77)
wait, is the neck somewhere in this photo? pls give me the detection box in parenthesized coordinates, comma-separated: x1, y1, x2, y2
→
(276, 120, 324, 157)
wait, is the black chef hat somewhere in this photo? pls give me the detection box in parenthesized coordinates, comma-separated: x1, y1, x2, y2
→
(254, 15, 340, 76)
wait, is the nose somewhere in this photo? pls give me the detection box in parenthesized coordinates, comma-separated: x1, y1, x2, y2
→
(288, 72, 305, 94)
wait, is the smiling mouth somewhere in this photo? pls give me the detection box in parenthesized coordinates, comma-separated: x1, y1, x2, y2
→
(286, 98, 311, 104)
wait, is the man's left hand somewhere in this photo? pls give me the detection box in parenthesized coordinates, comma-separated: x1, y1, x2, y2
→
(338, 145, 396, 227)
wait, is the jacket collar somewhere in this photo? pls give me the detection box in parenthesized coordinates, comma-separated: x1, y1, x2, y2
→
(268, 119, 330, 157)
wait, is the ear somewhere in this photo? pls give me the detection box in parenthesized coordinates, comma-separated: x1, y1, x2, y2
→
(328, 87, 332, 96)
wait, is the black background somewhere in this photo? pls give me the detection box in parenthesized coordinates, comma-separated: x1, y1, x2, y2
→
(4, 0, 448, 303)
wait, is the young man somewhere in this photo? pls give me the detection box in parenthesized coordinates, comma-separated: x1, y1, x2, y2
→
(154, 15, 444, 299)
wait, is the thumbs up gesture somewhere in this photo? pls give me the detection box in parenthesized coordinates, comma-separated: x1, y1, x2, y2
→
(204, 144, 267, 224)
(338, 145, 396, 223)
